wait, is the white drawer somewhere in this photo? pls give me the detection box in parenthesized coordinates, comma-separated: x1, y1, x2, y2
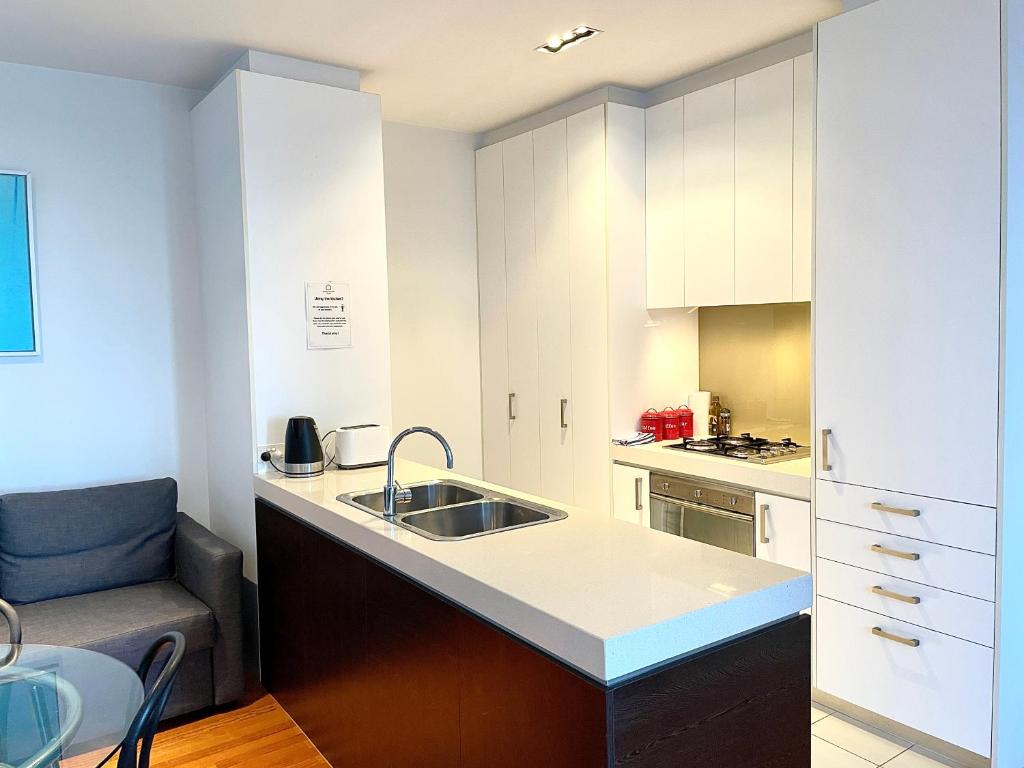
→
(817, 519, 995, 601)
(816, 480, 996, 555)
(816, 597, 993, 757)
(815, 558, 995, 647)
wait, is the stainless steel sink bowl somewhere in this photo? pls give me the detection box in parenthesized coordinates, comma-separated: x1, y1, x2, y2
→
(344, 480, 484, 515)
(337, 480, 567, 541)
(400, 500, 564, 540)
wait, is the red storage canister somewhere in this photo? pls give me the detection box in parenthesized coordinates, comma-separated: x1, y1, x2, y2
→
(661, 407, 682, 440)
(640, 408, 665, 441)
(676, 405, 694, 438)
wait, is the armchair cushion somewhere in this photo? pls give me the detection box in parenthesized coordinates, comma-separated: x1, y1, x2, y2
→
(0, 478, 177, 604)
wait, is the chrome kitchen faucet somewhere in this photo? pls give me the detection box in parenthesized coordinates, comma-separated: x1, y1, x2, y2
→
(383, 427, 454, 516)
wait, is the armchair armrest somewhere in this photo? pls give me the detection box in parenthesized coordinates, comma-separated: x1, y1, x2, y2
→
(174, 512, 243, 705)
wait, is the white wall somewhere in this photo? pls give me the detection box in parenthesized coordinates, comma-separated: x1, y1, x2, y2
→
(0, 61, 210, 525)
(382, 122, 482, 477)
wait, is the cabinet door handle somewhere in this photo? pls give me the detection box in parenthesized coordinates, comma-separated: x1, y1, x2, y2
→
(871, 544, 920, 561)
(872, 626, 920, 647)
(634, 477, 644, 511)
(871, 585, 921, 605)
(508, 393, 516, 421)
(560, 398, 569, 429)
(870, 502, 921, 518)
(821, 428, 833, 471)
(758, 504, 770, 545)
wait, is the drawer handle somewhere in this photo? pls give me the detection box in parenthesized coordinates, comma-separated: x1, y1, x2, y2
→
(508, 392, 516, 421)
(870, 543, 920, 561)
(872, 626, 920, 647)
(870, 502, 921, 518)
(560, 398, 569, 429)
(758, 504, 770, 545)
(871, 585, 921, 605)
(634, 477, 644, 511)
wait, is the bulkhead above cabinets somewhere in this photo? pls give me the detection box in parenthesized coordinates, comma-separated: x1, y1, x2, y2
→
(646, 52, 814, 309)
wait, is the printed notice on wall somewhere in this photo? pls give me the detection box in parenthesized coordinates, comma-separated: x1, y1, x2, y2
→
(305, 281, 351, 349)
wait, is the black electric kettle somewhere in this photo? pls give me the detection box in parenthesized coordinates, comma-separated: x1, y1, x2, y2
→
(283, 416, 325, 477)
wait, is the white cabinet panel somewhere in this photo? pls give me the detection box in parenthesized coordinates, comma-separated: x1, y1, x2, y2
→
(533, 120, 574, 504)
(645, 96, 686, 309)
(475, 143, 511, 486)
(567, 106, 611, 515)
(817, 519, 995, 601)
(735, 60, 794, 305)
(502, 133, 542, 495)
(683, 80, 735, 307)
(816, 597, 993, 757)
(816, 558, 995, 648)
(815, 0, 1000, 506)
(754, 492, 810, 572)
(816, 479, 997, 555)
(612, 464, 650, 526)
(792, 52, 814, 303)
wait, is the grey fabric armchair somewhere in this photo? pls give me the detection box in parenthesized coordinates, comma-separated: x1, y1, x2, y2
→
(0, 478, 243, 719)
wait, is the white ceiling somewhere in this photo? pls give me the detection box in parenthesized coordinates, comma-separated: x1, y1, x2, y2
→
(0, 0, 842, 133)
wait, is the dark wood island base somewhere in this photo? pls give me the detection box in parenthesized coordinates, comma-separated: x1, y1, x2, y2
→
(256, 499, 810, 768)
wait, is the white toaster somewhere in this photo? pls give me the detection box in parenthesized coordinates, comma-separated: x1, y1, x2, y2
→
(334, 424, 391, 469)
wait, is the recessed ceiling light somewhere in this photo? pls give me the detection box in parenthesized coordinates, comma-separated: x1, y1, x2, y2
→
(535, 26, 602, 54)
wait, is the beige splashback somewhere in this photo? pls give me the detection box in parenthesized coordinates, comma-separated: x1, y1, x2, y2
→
(698, 303, 811, 443)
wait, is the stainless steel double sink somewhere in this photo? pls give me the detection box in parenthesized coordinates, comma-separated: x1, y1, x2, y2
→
(337, 479, 567, 541)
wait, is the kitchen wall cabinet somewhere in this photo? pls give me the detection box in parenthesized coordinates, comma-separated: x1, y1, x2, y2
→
(683, 80, 735, 308)
(813, 0, 1004, 760)
(533, 120, 575, 503)
(476, 105, 695, 514)
(791, 52, 814, 302)
(754, 493, 810, 573)
(612, 464, 650, 527)
(645, 97, 686, 309)
(814, 0, 999, 508)
(502, 132, 543, 496)
(735, 60, 794, 305)
(646, 54, 813, 309)
(475, 143, 512, 487)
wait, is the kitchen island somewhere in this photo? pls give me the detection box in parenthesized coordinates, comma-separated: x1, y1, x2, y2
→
(254, 460, 812, 767)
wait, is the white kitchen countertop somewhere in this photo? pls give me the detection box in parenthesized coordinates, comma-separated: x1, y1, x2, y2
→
(611, 442, 812, 500)
(253, 460, 811, 684)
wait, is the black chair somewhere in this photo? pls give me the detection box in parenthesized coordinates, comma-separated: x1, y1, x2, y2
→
(98, 631, 186, 768)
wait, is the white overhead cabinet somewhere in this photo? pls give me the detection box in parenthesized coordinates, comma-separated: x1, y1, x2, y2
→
(813, 0, 1002, 759)
(735, 60, 793, 305)
(646, 54, 813, 308)
(683, 80, 736, 308)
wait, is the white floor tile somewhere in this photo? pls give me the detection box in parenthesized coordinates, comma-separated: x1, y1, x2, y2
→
(883, 746, 967, 768)
(812, 735, 876, 767)
(812, 703, 835, 723)
(813, 713, 912, 765)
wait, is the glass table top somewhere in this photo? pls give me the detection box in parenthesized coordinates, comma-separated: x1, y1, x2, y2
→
(0, 644, 144, 767)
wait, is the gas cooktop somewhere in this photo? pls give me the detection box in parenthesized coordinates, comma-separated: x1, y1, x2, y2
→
(665, 434, 810, 464)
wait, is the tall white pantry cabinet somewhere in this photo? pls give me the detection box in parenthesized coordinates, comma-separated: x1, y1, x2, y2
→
(476, 104, 695, 514)
(814, 0, 1024, 764)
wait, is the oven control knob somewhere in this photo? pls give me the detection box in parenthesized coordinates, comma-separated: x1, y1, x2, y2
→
(661, 482, 670, 491)
(693, 489, 703, 499)
(730, 496, 738, 506)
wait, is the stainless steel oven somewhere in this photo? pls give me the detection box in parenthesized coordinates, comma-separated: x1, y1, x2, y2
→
(649, 473, 756, 556)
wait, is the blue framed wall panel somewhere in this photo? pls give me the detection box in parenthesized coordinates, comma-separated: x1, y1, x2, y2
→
(0, 171, 39, 356)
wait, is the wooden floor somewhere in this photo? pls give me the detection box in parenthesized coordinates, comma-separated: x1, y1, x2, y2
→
(63, 688, 329, 768)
